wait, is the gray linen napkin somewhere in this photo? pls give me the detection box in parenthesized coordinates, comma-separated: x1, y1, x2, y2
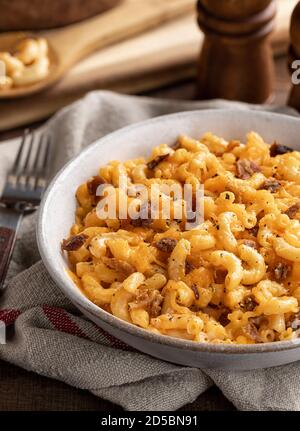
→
(0, 91, 299, 411)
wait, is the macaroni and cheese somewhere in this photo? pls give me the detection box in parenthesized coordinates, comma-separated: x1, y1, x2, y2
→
(0, 37, 50, 90)
(62, 131, 300, 344)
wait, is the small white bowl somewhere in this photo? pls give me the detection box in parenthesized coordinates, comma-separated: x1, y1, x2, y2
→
(37, 109, 300, 370)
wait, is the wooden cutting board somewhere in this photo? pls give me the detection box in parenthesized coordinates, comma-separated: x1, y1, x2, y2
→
(0, 0, 297, 132)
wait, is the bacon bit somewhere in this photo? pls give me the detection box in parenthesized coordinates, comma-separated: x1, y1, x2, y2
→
(219, 309, 230, 326)
(236, 159, 261, 179)
(130, 203, 152, 227)
(273, 262, 292, 281)
(87, 175, 105, 195)
(150, 294, 164, 318)
(249, 316, 263, 327)
(154, 238, 178, 253)
(226, 140, 240, 152)
(243, 322, 262, 342)
(286, 312, 300, 330)
(131, 218, 152, 228)
(185, 261, 195, 275)
(259, 178, 281, 193)
(243, 239, 258, 250)
(270, 142, 293, 157)
(213, 269, 227, 284)
(103, 257, 135, 276)
(285, 203, 300, 219)
(172, 140, 181, 150)
(61, 234, 88, 251)
(119, 219, 131, 229)
(191, 283, 200, 300)
(130, 288, 163, 318)
(240, 296, 258, 312)
(147, 153, 169, 170)
(247, 225, 259, 237)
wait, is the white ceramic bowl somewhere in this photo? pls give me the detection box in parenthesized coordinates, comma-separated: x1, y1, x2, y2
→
(37, 109, 300, 370)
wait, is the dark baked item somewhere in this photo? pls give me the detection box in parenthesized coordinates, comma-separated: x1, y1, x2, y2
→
(0, 0, 121, 31)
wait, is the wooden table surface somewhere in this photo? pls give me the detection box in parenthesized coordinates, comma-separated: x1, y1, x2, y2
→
(0, 55, 294, 411)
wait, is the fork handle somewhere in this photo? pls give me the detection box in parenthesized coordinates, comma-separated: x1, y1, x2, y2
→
(0, 210, 23, 290)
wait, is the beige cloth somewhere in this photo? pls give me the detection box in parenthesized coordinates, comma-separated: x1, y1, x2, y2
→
(0, 91, 299, 411)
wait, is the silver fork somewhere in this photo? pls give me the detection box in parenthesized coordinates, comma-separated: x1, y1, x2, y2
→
(0, 130, 51, 289)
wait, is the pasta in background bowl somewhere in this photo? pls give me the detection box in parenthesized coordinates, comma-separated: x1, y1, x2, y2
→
(38, 109, 300, 369)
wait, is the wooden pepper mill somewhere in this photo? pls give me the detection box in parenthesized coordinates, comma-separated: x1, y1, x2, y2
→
(288, 1, 300, 112)
(196, 0, 276, 103)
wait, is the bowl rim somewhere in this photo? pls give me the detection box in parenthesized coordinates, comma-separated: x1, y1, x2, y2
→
(37, 108, 300, 355)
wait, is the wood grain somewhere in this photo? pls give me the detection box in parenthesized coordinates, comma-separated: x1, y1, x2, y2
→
(196, 0, 276, 103)
(0, 0, 121, 31)
(0, 0, 195, 99)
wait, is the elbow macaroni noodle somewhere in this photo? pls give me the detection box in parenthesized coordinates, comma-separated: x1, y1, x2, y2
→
(62, 131, 300, 344)
(0, 37, 50, 90)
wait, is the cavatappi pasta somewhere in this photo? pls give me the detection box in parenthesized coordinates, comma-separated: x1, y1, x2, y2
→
(62, 131, 300, 344)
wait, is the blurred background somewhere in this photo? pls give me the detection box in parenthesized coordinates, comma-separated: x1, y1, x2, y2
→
(0, 0, 298, 135)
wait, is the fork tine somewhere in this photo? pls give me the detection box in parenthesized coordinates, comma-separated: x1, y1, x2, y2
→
(12, 129, 30, 173)
(2, 128, 52, 212)
(41, 135, 52, 174)
(23, 131, 34, 171)
(34, 135, 52, 191)
(32, 133, 45, 171)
